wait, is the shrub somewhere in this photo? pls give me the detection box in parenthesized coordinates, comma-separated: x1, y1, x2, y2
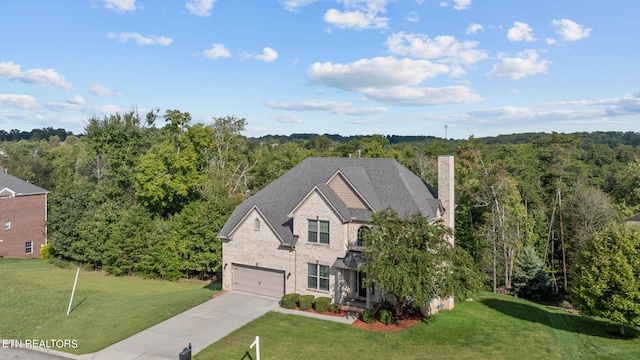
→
(40, 243, 54, 259)
(281, 293, 300, 309)
(299, 295, 315, 311)
(328, 304, 341, 313)
(314, 297, 331, 313)
(379, 309, 393, 325)
(362, 308, 375, 324)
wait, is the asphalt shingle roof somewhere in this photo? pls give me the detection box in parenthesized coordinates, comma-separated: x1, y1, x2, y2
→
(219, 157, 441, 247)
(0, 171, 49, 195)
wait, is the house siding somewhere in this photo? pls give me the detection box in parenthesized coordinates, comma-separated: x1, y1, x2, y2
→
(0, 193, 47, 258)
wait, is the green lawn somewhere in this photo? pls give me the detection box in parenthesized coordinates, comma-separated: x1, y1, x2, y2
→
(0, 258, 218, 354)
(196, 294, 640, 360)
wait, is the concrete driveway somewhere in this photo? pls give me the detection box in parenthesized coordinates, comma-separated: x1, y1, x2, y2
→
(82, 291, 279, 360)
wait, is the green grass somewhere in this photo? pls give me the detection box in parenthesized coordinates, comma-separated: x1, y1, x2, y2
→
(0, 258, 218, 354)
(195, 293, 640, 360)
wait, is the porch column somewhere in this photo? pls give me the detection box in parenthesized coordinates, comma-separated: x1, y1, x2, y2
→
(366, 285, 370, 308)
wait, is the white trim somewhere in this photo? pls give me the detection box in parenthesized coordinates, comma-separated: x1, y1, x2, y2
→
(287, 185, 347, 223)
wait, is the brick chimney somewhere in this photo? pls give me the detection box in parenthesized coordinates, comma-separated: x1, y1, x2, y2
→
(438, 155, 455, 242)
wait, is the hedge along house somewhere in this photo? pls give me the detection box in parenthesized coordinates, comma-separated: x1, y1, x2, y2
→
(0, 170, 49, 258)
(219, 156, 455, 313)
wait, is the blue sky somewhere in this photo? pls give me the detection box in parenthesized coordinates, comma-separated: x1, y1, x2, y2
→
(1, 0, 639, 139)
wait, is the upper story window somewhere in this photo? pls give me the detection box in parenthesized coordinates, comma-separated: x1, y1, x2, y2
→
(308, 219, 329, 244)
(4, 221, 10, 230)
(356, 226, 370, 247)
(254, 218, 260, 231)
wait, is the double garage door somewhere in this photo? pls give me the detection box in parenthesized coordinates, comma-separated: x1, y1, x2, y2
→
(233, 264, 285, 298)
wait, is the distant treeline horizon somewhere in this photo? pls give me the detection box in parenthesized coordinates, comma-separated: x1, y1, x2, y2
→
(3, 127, 640, 148)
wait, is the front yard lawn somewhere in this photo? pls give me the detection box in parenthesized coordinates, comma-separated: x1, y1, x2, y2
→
(0, 258, 217, 354)
(196, 293, 640, 360)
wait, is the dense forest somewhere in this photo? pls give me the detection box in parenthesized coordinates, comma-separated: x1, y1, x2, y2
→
(3, 111, 639, 296)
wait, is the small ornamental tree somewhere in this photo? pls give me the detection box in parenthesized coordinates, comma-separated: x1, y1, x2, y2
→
(360, 209, 456, 316)
(571, 223, 640, 335)
(511, 246, 550, 300)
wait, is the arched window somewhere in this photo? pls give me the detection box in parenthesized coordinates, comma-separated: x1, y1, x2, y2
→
(254, 218, 260, 231)
(357, 226, 369, 247)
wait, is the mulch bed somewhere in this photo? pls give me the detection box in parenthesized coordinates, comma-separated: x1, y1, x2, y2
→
(352, 317, 422, 332)
(284, 306, 423, 332)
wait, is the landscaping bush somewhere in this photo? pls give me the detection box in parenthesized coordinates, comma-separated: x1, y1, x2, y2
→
(281, 293, 300, 309)
(328, 304, 341, 313)
(299, 295, 315, 311)
(40, 243, 54, 259)
(362, 308, 375, 324)
(314, 297, 331, 313)
(379, 309, 393, 325)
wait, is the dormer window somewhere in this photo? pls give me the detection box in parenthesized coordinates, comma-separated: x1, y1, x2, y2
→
(308, 219, 329, 244)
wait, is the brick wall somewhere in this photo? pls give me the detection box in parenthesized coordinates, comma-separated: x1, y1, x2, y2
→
(0, 194, 47, 258)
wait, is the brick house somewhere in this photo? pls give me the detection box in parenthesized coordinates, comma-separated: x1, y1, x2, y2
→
(219, 156, 455, 313)
(0, 171, 49, 258)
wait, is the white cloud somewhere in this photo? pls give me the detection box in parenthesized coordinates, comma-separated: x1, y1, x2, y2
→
(103, 0, 136, 13)
(406, 11, 419, 23)
(203, 44, 231, 59)
(0, 61, 72, 89)
(67, 95, 85, 105)
(466, 23, 484, 34)
(266, 99, 352, 111)
(271, 114, 304, 123)
(335, 106, 388, 115)
(266, 100, 388, 115)
(386, 32, 488, 64)
(306, 57, 481, 105)
(486, 50, 550, 80)
(0, 94, 38, 109)
(107, 32, 172, 46)
(186, 0, 216, 17)
(89, 84, 121, 96)
(280, 0, 318, 12)
(440, 0, 472, 10)
(552, 19, 591, 42)
(324, 8, 388, 30)
(453, 0, 472, 10)
(362, 85, 482, 105)
(253, 47, 279, 62)
(46, 101, 122, 115)
(507, 22, 536, 42)
(307, 57, 451, 91)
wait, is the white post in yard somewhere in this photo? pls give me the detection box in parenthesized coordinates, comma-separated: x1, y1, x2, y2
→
(67, 267, 80, 316)
(250, 336, 260, 360)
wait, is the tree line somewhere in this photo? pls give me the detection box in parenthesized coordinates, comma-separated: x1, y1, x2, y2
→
(2, 111, 639, 326)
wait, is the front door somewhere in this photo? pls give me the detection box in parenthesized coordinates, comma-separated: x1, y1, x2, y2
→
(357, 271, 366, 297)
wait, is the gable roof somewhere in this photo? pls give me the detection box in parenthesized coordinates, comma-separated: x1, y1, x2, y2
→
(0, 171, 49, 196)
(219, 157, 441, 247)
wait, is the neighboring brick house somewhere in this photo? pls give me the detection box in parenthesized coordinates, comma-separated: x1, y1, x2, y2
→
(0, 171, 49, 258)
(219, 156, 455, 313)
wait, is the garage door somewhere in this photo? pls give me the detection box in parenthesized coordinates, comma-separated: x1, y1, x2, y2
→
(233, 264, 285, 298)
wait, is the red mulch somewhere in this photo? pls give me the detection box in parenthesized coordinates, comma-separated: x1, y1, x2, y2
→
(352, 317, 422, 332)
(287, 306, 422, 332)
